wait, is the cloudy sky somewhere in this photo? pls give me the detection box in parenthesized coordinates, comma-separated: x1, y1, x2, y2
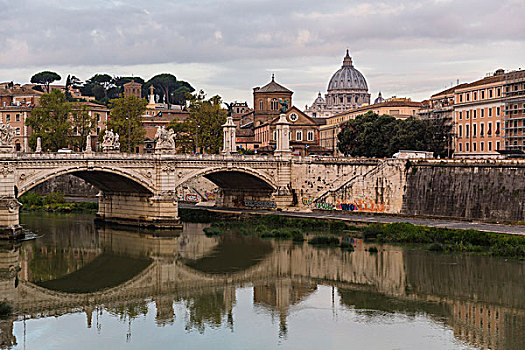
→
(1, 0, 524, 107)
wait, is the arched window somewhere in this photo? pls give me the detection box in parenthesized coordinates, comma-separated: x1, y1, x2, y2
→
(259, 99, 263, 110)
(271, 99, 279, 110)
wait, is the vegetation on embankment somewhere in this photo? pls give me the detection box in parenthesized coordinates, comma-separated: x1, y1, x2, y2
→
(0, 301, 12, 317)
(363, 222, 525, 259)
(201, 213, 356, 249)
(19, 191, 98, 213)
(184, 208, 525, 259)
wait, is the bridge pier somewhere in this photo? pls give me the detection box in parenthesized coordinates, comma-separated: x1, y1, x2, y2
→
(96, 192, 181, 229)
(0, 154, 22, 239)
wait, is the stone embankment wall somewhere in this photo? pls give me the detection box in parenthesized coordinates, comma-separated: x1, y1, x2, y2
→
(403, 160, 525, 222)
(298, 158, 525, 223)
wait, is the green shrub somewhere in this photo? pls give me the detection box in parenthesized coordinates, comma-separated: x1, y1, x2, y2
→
(309, 236, 340, 246)
(367, 246, 378, 253)
(43, 192, 66, 205)
(203, 226, 222, 237)
(19, 191, 43, 206)
(290, 228, 305, 242)
(0, 302, 12, 316)
(428, 243, 444, 252)
(329, 221, 347, 233)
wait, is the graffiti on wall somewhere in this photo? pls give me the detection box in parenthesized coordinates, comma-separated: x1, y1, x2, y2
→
(204, 191, 218, 201)
(233, 199, 277, 208)
(304, 197, 390, 213)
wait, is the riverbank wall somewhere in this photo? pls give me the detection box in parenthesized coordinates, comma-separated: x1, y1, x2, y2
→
(296, 159, 525, 223)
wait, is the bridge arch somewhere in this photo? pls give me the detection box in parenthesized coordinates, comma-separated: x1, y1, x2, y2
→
(175, 166, 277, 193)
(17, 166, 156, 197)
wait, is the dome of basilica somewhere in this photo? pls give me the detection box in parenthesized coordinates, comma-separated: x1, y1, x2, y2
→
(327, 50, 368, 92)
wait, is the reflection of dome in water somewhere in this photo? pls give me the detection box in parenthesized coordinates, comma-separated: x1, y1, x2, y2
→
(327, 50, 368, 91)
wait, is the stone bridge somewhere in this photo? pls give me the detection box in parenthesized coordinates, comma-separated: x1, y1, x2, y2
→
(0, 151, 407, 238)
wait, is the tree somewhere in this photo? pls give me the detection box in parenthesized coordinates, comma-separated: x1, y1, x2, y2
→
(168, 91, 226, 154)
(70, 103, 97, 151)
(106, 96, 147, 152)
(65, 75, 82, 101)
(337, 112, 451, 158)
(26, 90, 71, 151)
(30, 71, 61, 93)
(147, 74, 177, 107)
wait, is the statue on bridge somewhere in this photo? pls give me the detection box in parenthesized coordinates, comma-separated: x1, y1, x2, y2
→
(0, 124, 15, 153)
(154, 126, 176, 153)
(101, 129, 120, 152)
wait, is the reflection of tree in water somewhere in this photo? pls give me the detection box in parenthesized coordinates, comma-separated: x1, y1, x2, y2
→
(184, 234, 272, 274)
(107, 301, 149, 343)
(338, 288, 451, 319)
(177, 288, 235, 334)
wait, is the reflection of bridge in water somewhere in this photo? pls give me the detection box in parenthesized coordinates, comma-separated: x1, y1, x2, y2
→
(1, 223, 524, 349)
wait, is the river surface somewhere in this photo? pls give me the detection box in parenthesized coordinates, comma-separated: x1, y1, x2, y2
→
(0, 212, 524, 350)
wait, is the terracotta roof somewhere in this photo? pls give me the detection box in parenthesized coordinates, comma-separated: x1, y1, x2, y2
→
(430, 83, 469, 98)
(0, 85, 43, 97)
(256, 77, 292, 93)
(330, 100, 423, 119)
(455, 75, 505, 91)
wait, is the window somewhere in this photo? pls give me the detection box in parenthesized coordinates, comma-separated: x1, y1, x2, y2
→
(6, 114, 10, 122)
(496, 141, 500, 150)
(481, 90, 485, 99)
(466, 142, 470, 151)
(96, 113, 100, 122)
(480, 142, 484, 151)
(489, 89, 493, 98)
(480, 123, 484, 136)
(459, 94, 463, 103)
(466, 111, 470, 119)
(459, 143, 462, 152)
(340, 97, 344, 103)
(473, 123, 477, 137)
(473, 110, 477, 119)
(474, 92, 477, 100)
(307, 130, 314, 141)
(15, 127, 21, 136)
(496, 121, 500, 134)
(271, 99, 279, 110)
(296, 130, 303, 141)
(459, 111, 463, 120)
(15, 114, 20, 122)
(480, 109, 484, 118)
(497, 107, 500, 116)
(466, 93, 470, 101)
(473, 142, 476, 151)
(488, 141, 492, 151)
(488, 108, 492, 117)
(273, 131, 277, 141)
(458, 125, 463, 138)
(466, 124, 470, 137)
(497, 88, 501, 97)
(259, 100, 263, 110)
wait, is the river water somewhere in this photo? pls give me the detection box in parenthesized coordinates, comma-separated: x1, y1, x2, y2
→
(0, 212, 524, 350)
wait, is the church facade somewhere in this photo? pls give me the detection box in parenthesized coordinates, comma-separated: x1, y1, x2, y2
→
(304, 50, 371, 118)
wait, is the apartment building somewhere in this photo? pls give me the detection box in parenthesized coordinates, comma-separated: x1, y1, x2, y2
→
(503, 70, 525, 151)
(454, 70, 506, 157)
